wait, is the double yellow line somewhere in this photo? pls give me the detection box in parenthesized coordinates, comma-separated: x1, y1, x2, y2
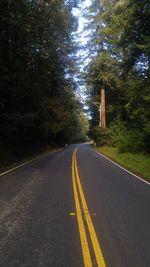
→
(72, 148, 106, 267)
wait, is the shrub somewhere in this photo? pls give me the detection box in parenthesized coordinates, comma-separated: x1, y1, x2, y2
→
(143, 121, 150, 152)
(117, 130, 144, 153)
(88, 126, 110, 146)
(108, 120, 126, 147)
(109, 120, 144, 153)
(89, 120, 146, 153)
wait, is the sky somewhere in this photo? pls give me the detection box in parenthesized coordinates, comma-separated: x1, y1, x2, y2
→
(72, 0, 91, 45)
(71, 0, 92, 104)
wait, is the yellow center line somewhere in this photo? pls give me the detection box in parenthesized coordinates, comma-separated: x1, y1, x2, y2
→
(72, 148, 106, 267)
(72, 151, 92, 267)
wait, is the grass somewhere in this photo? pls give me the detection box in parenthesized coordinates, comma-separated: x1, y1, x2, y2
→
(95, 146, 150, 182)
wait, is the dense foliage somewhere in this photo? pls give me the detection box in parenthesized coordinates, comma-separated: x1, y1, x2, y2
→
(86, 0, 150, 152)
(0, 0, 88, 147)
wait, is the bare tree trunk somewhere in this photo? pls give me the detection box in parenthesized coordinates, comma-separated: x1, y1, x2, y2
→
(101, 88, 106, 128)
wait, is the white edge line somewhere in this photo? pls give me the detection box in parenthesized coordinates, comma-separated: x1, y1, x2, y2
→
(0, 150, 61, 177)
(93, 149, 150, 186)
(0, 155, 46, 177)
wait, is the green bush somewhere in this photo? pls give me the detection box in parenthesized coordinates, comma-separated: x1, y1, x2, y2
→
(88, 126, 110, 146)
(117, 130, 144, 153)
(88, 120, 146, 153)
(108, 120, 126, 147)
(109, 120, 144, 153)
(143, 121, 150, 152)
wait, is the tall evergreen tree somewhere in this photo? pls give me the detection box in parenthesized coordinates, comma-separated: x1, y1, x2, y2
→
(85, 0, 150, 151)
(0, 0, 87, 146)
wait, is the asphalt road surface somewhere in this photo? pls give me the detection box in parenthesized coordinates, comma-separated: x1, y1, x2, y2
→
(0, 144, 149, 267)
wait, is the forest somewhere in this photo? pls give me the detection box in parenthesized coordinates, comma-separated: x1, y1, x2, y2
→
(86, 0, 150, 153)
(0, 0, 150, 169)
(0, 0, 88, 166)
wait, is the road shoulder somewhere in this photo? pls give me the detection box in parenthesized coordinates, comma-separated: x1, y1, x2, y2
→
(0, 148, 63, 177)
(93, 146, 150, 185)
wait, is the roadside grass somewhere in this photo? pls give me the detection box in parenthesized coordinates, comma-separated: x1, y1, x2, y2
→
(95, 146, 150, 182)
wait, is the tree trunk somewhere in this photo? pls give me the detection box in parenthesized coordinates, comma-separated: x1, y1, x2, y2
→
(101, 88, 106, 128)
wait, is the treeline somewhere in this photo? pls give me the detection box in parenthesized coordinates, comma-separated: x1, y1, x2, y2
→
(0, 0, 87, 150)
(86, 0, 150, 152)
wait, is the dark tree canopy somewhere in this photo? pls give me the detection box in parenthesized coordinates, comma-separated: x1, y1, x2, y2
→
(0, 0, 88, 147)
(85, 0, 150, 152)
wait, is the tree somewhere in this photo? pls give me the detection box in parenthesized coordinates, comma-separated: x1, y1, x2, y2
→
(85, 0, 150, 151)
(0, 0, 87, 146)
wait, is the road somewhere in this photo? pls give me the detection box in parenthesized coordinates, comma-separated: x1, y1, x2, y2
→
(0, 144, 150, 267)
